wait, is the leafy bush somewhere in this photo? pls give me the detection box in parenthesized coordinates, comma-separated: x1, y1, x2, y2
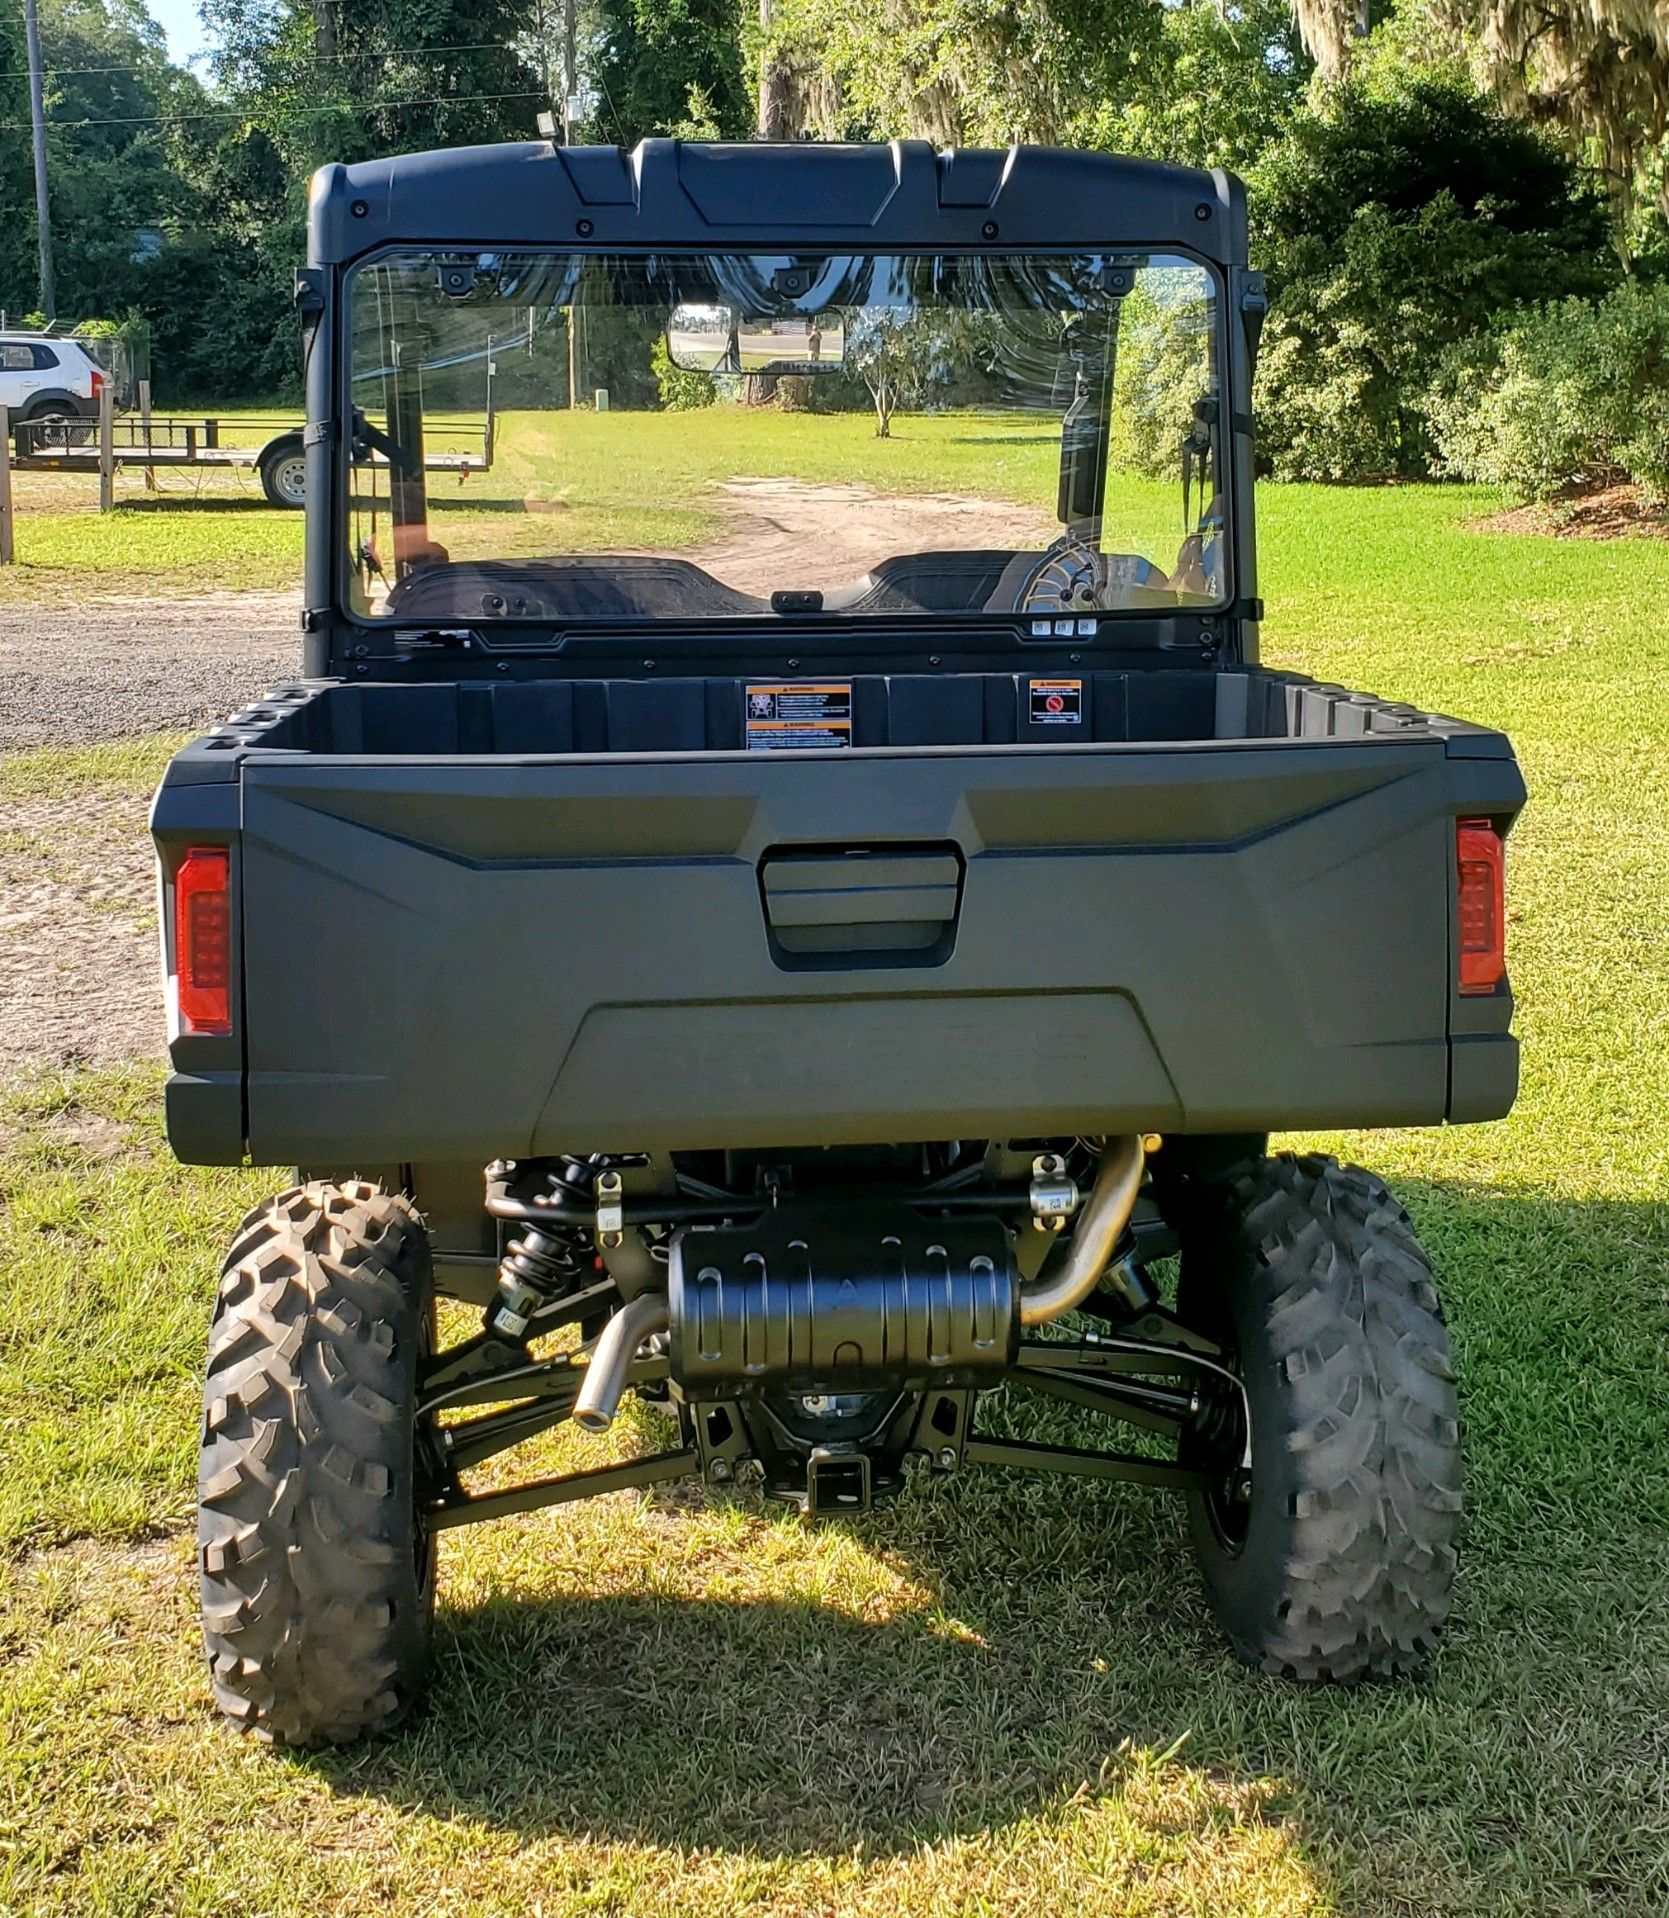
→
(1250, 74, 1616, 481)
(650, 336, 717, 411)
(1428, 281, 1669, 501)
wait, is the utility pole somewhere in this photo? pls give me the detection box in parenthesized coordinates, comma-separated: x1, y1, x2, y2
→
(23, 0, 55, 321)
(562, 0, 578, 407)
(562, 0, 577, 141)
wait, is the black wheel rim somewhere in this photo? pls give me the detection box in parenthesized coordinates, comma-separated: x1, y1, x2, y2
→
(1188, 1369, 1253, 1555)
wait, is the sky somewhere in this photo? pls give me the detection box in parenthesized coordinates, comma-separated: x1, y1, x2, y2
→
(147, 0, 210, 69)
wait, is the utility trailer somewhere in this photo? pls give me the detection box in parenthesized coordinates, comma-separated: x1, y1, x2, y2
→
(13, 403, 494, 507)
(151, 138, 1524, 1747)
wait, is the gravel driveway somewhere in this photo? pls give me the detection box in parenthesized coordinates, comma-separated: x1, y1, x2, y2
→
(0, 784, 166, 1083)
(0, 590, 301, 750)
(1, 590, 302, 1088)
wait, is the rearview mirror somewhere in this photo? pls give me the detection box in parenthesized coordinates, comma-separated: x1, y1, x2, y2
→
(666, 304, 845, 375)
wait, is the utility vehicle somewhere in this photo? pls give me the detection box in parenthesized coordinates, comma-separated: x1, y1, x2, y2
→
(151, 138, 1523, 1746)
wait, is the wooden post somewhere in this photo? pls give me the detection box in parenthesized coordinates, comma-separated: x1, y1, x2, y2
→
(0, 406, 14, 565)
(139, 377, 155, 492)
(98, 379, 114, 512)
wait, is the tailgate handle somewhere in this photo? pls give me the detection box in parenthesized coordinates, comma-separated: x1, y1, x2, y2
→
(759, 846, 963, 966)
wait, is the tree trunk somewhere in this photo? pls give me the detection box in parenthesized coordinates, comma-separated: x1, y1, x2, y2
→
(758, 0, 793, 139)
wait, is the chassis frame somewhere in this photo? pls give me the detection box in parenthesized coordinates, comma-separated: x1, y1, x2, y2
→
(416, 1299, 1244, 1532)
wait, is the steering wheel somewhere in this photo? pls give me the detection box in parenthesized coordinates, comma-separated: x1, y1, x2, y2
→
(1012, 521, 1110, 614)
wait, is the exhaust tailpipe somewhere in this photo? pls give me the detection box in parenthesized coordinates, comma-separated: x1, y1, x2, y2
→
(1018, 1134, 1148, 1327)
(572, 1291, 670, 1433)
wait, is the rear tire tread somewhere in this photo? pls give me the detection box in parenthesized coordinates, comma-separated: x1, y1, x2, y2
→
(198, 1180, 434, 1747)
(1184, 1152, 1461, 1684)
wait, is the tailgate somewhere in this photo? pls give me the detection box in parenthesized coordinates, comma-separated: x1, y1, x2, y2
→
(222, 736, 1513, 1164)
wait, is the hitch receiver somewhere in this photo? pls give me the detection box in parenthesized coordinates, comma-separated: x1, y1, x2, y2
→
(806, 1445, 873, 1515)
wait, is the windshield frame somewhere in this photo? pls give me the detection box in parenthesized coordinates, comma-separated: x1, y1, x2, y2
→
(332, 241, 1235, 644)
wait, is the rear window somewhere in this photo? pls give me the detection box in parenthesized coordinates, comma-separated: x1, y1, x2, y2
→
(343, 247, 1228, 631)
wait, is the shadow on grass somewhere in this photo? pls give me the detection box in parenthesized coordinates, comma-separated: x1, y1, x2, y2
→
(316, 1479, 1247, 1860)
(425, 494, 537, 515)
(112, 496, 284, 515)
(304, 1180, 1669, 1899)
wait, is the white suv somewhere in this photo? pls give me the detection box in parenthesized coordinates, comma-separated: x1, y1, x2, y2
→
(0, 333, 107, 449)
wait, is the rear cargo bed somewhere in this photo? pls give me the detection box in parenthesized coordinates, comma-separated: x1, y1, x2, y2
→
(196, 665, 1505, 756)
(152, 668, 1524, 1165)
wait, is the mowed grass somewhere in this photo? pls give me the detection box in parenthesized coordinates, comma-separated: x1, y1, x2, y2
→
(0, 403, 1156, 603)
(0, 480, 1667, 1914)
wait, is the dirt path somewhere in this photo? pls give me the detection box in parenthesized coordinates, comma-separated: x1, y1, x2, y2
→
(0, 783, 164, 1081)
(0, 587, 302, 1084)
(0, 589, 302, 750)
(697, 478, 1053, 596)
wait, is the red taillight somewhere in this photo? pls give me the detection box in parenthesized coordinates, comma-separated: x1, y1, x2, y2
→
(89, 368, 105, 401)
(173, 846, 232, 1035)
(1456, 818, 1505, 995)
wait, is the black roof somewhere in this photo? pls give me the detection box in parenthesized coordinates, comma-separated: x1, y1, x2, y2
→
(309, 139, 1247, 268)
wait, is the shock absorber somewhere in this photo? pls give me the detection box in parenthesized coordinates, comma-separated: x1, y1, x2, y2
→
(484, 1158, 599, 1341)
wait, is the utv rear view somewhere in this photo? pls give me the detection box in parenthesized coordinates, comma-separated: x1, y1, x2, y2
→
(156, 138, 1521, 1745)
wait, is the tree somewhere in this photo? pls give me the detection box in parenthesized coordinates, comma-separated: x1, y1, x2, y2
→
(0, 6, 34, 309)
(0, 0, 269, 390)
(185, 0, 547, 399)
(209, 0, 543, 175)
(586, 0, 752, 144)
(845, 307, 922, 435)
(1073, 0, 1314, 173)
(1249, 71, 1617, 479)
(762, 0, 1310, 168)
(843, 295, 995, 435)
(1294, 0, 1669, 244)
(29, 0, 198, 316)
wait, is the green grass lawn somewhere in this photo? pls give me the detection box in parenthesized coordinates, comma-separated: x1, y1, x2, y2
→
(0, 405, 1179, 602)
(0, 476, 1667, 1914)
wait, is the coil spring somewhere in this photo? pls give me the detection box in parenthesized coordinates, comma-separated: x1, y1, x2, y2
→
(497, 1155, 598, 1306)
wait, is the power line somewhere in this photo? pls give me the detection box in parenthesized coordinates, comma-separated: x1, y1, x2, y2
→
(0, 87, 549, 132)
(0, 39, 528, 84)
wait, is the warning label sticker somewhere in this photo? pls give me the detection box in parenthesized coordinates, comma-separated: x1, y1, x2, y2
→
(1028, 677, 1084, 726)
(745, 682, 853, 751)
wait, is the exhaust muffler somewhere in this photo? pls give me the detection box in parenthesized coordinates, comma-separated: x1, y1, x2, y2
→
(571, 1137, 1149, 1430)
